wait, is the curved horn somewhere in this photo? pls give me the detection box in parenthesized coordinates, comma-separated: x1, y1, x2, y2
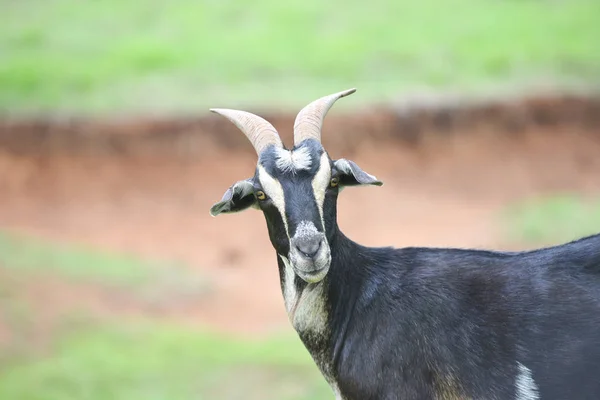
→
(210, 109, 283, 154)
(293, 88, 356, 145)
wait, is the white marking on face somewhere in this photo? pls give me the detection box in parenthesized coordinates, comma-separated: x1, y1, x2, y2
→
(312, 152, 331, 223)
(515, 362, 539, 400)
(294, 220, 320, 240)
(275, 146, 312, 173)
(284, 153, 332, 283)
(257, 165, 289, 236)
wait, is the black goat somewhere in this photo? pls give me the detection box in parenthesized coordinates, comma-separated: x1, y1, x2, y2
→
(210, 89, 600, 399)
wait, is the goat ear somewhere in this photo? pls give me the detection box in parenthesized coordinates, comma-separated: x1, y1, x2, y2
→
(334, 159, 383, 187)
(210, 179, 257, 216)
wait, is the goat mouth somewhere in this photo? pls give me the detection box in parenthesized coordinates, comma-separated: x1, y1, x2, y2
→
(295, 265, 329, 283)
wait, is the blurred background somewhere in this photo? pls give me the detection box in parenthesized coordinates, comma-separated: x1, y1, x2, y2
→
(1, 0, 599, 398)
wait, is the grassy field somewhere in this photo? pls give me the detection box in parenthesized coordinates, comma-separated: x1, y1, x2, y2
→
(0, 231, 209, 300)
(0, 231, 331, 400)
(503, 195, 600, 246)
(0, 325, 331, 400)
(1, 0, 599, 115)
(0, 232, 170, 286)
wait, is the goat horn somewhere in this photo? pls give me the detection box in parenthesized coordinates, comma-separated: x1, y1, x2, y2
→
(293, 88, 356, 145)
(210, 109, 283, 154)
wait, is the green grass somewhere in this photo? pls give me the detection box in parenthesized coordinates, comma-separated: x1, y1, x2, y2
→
(1, 0, 599, 115)
(503, 194, 600, 245)
(0, 231, 151, 285)
(0, 231, 328, 399)
(0, 231, 208, 293)
(0, 324, 331, 400)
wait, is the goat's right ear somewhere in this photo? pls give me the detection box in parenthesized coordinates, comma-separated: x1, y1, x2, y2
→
(210, 179, 257, 217)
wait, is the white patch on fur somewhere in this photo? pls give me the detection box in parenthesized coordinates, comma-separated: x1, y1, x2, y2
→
(280, 255, 298, 315)
(332, 384, 344, 400)
(292, 280, 327, 333)
(312, 152, 331, 223)
(275, 146, 312, 173)
(257, 165, 289, 236)
(294, 220, 320, 240)
(515, 362, 539, 400)
(280, 251, 327, 334)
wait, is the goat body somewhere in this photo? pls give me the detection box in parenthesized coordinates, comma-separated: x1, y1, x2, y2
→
(286, 232, 600, 399)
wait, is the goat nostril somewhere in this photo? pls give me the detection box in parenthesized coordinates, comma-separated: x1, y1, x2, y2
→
(296, 239, 322, 258)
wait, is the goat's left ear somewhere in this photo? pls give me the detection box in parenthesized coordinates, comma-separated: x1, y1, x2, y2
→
(210, 179, 257, 216)
(334, 159, 383, 187)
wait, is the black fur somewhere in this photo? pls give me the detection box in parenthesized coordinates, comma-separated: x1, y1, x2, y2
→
(295, 230, 600, 399)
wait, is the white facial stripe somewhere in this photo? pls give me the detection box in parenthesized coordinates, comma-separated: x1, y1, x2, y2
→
(275, 147, 312, 173)
(515, 363, 539, 400)
(257, 165, 289, 236)
(311, 152, 331, 223)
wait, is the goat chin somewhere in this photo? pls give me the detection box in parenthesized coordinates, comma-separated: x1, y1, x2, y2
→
(295, 265, 329, 284)
(289, 250, 331, 283)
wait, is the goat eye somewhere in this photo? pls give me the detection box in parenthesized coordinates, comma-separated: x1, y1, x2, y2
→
(256, 190, 267, 201)
(330, 177, 339, 188)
